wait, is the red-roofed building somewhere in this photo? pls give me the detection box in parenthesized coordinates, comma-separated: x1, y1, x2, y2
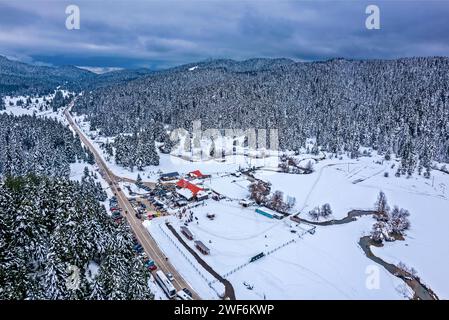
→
(176, 179, 203, 196)
(188, 170, 207, 179)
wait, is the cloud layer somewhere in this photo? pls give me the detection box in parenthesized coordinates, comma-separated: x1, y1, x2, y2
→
(0, 0, 448, 69)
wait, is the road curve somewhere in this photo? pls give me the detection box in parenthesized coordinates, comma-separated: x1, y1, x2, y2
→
(64, 101, 200, 300)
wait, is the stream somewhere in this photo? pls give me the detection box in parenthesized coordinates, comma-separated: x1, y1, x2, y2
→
(297, 210, 439, 300)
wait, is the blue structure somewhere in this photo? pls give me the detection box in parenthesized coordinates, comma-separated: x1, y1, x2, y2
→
(255, 208, 274, 219)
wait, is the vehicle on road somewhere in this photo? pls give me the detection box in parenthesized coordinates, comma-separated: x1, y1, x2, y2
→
(166, 273, 174, 282)
(149, 264, 158, 271)
(176, 290, 193, 300)
(182, 287, 193, 298)
(155, 270, 176, 299)
(145, 259, 157, 270)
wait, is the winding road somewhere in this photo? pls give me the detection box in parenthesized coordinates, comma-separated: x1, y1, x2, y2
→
(64, 101, 200, 300)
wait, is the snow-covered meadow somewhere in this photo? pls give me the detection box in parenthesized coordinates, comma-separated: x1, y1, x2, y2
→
(144, 151, 449, 299)
(1, 92, 72, 123)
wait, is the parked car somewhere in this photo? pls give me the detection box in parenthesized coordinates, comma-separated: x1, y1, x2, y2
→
(145, 259, 155, 267)
(133, 244, 143, 252)
(149, 264, 157, 271)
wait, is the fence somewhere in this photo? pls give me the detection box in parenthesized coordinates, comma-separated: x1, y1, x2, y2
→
(157, 223, 223, 297)
(214, 224, 316, 281)
(213, 237, 298, 282)
(265, 238, 296, 256)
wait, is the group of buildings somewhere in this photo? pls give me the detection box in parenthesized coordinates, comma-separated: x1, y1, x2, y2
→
(159, 170, 211, 202)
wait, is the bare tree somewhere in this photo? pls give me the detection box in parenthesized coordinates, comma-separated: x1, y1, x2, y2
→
(248, 180, 271, 205)
(321, 203, 332, 218)
(389, 206, 410, 235)
(268, 190, 285, 212)
(374, 191, 390, 221)
(308, 207, 321, 221)
(370, 221, 387, 242)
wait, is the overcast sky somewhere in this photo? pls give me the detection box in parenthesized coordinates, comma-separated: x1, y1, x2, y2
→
(0, 0, 448, 69)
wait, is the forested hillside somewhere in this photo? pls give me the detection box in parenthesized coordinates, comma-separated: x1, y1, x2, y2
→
(0, 56, 94, 96)
(0, 114, 87, 177)
(0, 175, 152, 300)
(0, 113, 153, 300)
(74, 57, 449, 175)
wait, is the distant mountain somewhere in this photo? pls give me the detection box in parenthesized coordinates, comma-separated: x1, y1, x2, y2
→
(0, 55, 154, 96)
(93, 68, 154, 89)
(0, 56, 95, 95)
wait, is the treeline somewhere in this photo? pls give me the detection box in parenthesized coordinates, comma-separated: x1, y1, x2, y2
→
(0, 175, 152, 299)
(99, 121, 172, 171)
(0, 114, 90, 177)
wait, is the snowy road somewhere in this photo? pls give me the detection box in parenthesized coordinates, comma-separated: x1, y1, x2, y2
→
(64, 100, 200, 300)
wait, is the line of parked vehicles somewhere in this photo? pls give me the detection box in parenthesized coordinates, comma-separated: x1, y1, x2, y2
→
(109, 196, 125, 223)
(113, 194, 193, 300)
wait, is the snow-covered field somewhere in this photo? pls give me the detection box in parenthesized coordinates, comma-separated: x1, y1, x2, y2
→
(155, 199, 406, 299)
(203, 175, 251, 200)
(141, 152, 449, 299)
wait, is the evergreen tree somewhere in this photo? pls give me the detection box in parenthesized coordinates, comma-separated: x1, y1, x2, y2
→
(0, 95, 5, 111)
(0, 175, 153, 300)
(136, 174, 143, 188)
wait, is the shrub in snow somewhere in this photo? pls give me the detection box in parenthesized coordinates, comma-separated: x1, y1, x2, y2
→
(397, 262, 419, 279)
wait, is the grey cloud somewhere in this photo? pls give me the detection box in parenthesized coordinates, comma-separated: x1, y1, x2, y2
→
(0, 0, 448, 69)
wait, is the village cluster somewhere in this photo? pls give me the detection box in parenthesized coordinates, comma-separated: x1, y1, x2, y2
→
(117, 167, 311, 260)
